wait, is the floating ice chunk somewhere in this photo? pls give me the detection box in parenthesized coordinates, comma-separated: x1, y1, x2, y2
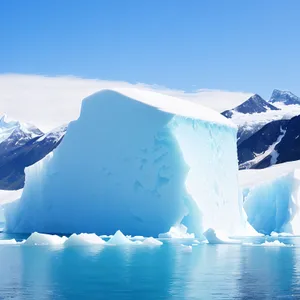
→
(24, 232, 67, 246)
(133, 241, 143, 245)
(242, 242, 254, 246)
(203, 228, 241, 244)
(240, 162, 300, 235)
(181, 244, 192, 252)
(261, 240, 290, 247)
(142, 237, 163, 246)
(159, 224, 195, 239)
(107, 230, 132, 245)
(131, 235, 145, 241)
(64, 233, 105, 246)
(100, 234, 113, 239)
(278, 232, 293, 237)
(0, 239, 19, 245)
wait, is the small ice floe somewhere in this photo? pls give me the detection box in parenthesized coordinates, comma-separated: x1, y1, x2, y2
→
(24, 232, 67, 246)
(203, 228, 241, 244)
(99, 234, 113, 239)
(181, 244, 192, 252)
(242, 242, 254, 246)
(131, 235, 145, 241)
(106, 230, 133, 245)
(261, 240, 290, 247)
(243, 240, 292, 247)
(270, 232, 293, 237)
(0, 230, 164, 248)
(142, 237, 163, 246)
(159, 224, 195, 239)
(270, 231, 279, 238)
(0, 239, 19, 245)
(64, 233, 106, 246)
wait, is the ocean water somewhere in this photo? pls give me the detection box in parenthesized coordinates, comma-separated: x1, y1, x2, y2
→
(0, 230, 299, 300)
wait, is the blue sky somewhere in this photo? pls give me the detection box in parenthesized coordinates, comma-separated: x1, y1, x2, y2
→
(1, 0, 300, 98)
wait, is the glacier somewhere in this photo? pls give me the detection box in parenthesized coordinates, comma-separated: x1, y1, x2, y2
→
(4, 88, 245, 237)
(240, 161, 300, 235)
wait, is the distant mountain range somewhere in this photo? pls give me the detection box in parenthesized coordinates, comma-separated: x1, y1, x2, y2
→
(0, 116, 66, 190)
(222, 94, 279, 118)
(269, 89, 300, 105)
(221, 89, 300, 169)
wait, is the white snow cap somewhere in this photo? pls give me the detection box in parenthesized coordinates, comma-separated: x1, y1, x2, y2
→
(85, 88, 236, 128)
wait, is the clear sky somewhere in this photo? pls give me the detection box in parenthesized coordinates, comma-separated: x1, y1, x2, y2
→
(1, 0, 300, 98)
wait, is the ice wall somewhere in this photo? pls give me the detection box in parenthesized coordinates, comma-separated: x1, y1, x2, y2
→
(240, 161, 300, 235)
(5, 89, 244, 237)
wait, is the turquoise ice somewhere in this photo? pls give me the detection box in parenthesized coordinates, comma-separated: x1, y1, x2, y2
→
(5, 89, 245, 237)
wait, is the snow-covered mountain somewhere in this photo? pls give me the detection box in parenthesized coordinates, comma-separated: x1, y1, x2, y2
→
(222, 94, 279, 118)
(238, 115, 300, 169)
(0, 117, 66, 190)
(269, 89, 300, 105)
(221, 91, 300, 145)
(0, 115, 43, 145)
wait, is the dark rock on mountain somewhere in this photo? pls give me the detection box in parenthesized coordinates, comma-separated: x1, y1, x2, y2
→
(222, 94, 279, 118)
(0, 119, 66, 190)
(275, 115, 300, 164)
(238, 115, 300, 169)
(238, 120, 289, 169)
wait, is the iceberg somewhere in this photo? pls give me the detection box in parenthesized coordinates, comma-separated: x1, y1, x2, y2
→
(261, 240, 289, 247)
(0, 230, 164, 247)
(106, 230, 133, 245)
(203, 228, 241, 244)
(24, 232, 67, 246)
(180, 244, 193, 252)
(240, 161, 300, 235)
(0, 239, 19, 245)
(64, 233, 105, 246)
(142, 237, 163, 246)
(5, 88, 245, 237)
(159, 224, 195, 239)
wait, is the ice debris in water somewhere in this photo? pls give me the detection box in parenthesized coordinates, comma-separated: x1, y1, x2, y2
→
(270, 232, 279, 238)
(203, 228, 241, 244)
(0, 239, 19, 245)
(243, 240, 292, 247)
(0, 230, 164, 247)
(107, 230, 133, 245)
(100, 234, 113, 239)
(181, 244, 193, 252)
(131, 236, 145, 241)
(261, 240, 290, 247)
(271, 231, 293, 237)
(142, 237, 163, 246)
(24, 232, 67, 246)
(159, 224, 195, 239)
(64, 233, 105, 246)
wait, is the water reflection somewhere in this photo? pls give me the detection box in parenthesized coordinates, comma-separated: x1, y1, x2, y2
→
(238, 245, 297, 298)
(0, 239, 299, 299)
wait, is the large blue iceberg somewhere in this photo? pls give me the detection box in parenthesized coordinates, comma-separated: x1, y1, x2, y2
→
(240, 161, 300, 235)
(5, 89, 246, 237)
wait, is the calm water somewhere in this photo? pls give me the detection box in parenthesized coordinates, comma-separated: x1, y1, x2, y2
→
(0, 230, 299, 299)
